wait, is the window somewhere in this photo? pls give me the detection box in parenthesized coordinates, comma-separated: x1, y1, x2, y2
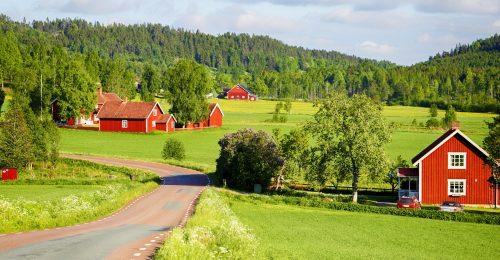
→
(231, 95, 234, 98)
(122, 120, 128, 128)
(242, 95, 246, 99)
(171, 121, 175, 128)
(448, 179, 466, 196)
(153, 109, 157, 116)
(448, 152, 466, 169)
(152, 121, 156, 127)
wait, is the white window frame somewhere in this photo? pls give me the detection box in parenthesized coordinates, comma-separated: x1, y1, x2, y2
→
(153, 109, 157, 116)
(152, 120, 156, 127)
(448, 152, 466, 169)
(122, 120, 128, 128)
(242, 95, 246, 99)
(448, 179, 466, 196)
(171, 121, 175, 128)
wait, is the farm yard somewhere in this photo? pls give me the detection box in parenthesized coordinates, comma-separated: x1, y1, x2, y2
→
(60, 99, 495, 173)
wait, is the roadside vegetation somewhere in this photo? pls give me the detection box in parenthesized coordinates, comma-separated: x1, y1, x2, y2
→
(156, 188, 257, 259)
(0, 159, 159, 233)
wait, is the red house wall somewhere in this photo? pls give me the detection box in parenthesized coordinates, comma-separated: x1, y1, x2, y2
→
(227, 87, 250, 100)
(157, 118, 176, 132)
(146, 104, 163, 132)
(209, 108, 223, 127)
(421, 135, 494, 205)
(100, 119, 147, 132)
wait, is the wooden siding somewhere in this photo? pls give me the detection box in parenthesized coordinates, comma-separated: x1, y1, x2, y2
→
(146, 104, 163, 132)
(100, 119, 147, 132)
(209, 108, 223, 127)
(227, 87, 250, 100)
(421, 134, 495, 205)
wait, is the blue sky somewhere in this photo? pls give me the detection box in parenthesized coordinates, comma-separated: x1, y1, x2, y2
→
(1, 0, 499, 65)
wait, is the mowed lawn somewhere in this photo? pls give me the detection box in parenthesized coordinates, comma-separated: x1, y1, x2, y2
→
(0, 185, 104, 201)
(60, 99, 495, 171)
(229, 200, 500, 259)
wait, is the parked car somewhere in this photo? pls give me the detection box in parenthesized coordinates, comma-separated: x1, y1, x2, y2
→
(439, 201, 464, 212)
(397, 196, 421, 209)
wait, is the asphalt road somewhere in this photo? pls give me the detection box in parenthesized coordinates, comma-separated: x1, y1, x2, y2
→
(0, 155, 209, 260)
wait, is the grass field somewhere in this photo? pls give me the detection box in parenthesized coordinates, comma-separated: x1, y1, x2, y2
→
(229, 199, 500, 259)
(0, 185, 104, 201)
(60, 99, 496, 173)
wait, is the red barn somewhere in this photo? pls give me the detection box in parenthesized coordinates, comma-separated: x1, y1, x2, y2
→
(184, 103, 224, 129)
(97, 100, 164, 133)
(94, 89, 122, 124)
(157, 114, 177, 132)
(227, 84, 257, 101)
(398, 127, 497, 206)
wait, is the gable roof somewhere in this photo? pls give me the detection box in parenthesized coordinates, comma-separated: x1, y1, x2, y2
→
(97, 101, 162, 119)
(412, 128, 490, 165)
(157, 114, 177, 124)
(228, 84, 256, 96)
(209, 103, 224, 117)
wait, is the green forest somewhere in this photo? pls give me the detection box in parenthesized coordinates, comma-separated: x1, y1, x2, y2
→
(0, 14, 498, 120)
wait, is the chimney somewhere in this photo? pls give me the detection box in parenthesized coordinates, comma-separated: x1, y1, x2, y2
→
(124, 97, 128, 103)
(451, 121, 460, 130)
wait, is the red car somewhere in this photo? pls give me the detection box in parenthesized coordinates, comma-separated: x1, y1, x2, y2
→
(397, 196, 421, 209)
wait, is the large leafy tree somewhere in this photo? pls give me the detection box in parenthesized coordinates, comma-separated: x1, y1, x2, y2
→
(0, 98, 34, 169)
(306, 92, 392, 203)
(216, 128, 284, 191)
(164, 59, 214, 126)
(483, 115, 500, 207)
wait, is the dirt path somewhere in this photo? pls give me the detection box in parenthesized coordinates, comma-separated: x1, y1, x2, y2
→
(0, 155, 209, 260)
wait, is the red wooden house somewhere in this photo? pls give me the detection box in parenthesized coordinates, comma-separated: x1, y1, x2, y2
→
(156, 114, 177, 132)
(226, 84, 257, 101)
(398, 127, 497, 206)
(97, 100, 164, 133)
(185, 103, 224, 129)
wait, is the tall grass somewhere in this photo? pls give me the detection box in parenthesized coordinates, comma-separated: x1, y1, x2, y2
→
(156, 188, 257, 259)
(0, 182, 157, 233)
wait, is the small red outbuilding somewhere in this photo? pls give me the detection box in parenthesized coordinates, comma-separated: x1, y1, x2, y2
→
(185, 103, 224, 129)
(97, 100, 164, 133)
(156, 114, 177, 132)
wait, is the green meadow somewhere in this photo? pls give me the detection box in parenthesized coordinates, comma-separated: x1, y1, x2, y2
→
(229, 199, 500, 259)
(60, 99, 495, 172)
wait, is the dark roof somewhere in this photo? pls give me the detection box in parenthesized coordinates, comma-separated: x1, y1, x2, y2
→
(411, 129, 457, 164)
(97, 101, 159, 119)
(397, 168, 418, 177)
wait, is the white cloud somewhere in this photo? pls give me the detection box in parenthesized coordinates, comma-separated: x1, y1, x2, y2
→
(236, 13, 297, 32)
(494, 19, 500, 27)
(414, 0, 500, 15)
(359, 41, 395, 54)
(317, 7, 413, 28)
(418, 33, 461, 45)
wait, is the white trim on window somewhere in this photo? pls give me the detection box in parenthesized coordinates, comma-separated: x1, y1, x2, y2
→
(448, 152, 466, 169)
(448, 179, 466, 196)
(152, 120, 156, 127)
(122, 120, 128, 128)
(153, 109, 157, 116)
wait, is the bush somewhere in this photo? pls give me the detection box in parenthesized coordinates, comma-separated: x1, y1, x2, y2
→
(216, 128, 284, 191)
(425, 118, 441, 129)
(162, 138, 185, 160)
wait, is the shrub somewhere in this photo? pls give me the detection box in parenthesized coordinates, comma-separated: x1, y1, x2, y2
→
(425, 118, 441, 129)
(216, 128, 284, 191)
(162, 138, 186, 160)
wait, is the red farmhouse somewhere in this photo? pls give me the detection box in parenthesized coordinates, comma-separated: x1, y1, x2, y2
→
(227, 84, 257, 101)
(398, 127, 497, 206)
(156, 114, 177, 132)
(97, 100, 164, 133)
(186, 103, 224, 129)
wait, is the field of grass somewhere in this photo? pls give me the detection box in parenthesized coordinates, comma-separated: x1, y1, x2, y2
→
(60, 99, 496, 173)
(0, 159, 159, 233)
(229, 199, 500, 259)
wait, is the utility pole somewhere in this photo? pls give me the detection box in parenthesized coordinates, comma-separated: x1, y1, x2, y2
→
(40, 73, 43, 121)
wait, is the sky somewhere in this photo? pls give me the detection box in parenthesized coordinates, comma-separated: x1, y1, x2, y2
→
(1, 0, 499, 65)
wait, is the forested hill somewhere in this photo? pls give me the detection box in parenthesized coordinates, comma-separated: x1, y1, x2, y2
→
(0, 15, 498, 115)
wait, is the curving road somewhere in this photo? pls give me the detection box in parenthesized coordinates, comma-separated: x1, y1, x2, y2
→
(0, 155, 209, 260)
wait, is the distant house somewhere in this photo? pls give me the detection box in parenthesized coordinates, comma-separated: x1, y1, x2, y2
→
(226, 84, 257, 101)
(156, 114, 177, 132)
(97, 99, 164, 133)
(51, 88, 121, 126)
(185, 103, 224, 129)
(398, 127, 497, 206)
